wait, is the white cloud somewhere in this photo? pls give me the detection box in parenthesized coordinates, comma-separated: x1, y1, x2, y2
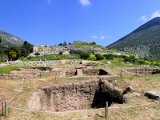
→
(139, 10, 160, 22)
(92, 35, 98, 39)
(100, 35, 105, 39)
(139, 16, 147, 22)
(91, 35, 105, 39)
(80, 0, 91, 7)
(150, 10, 160, 19)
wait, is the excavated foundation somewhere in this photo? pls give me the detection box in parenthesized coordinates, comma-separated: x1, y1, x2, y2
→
(65, 68, 109, 77)
(126, 68, 160, 74)
(82, 68, 108, 76)
(28, 79, 125, 112)
(32, 67, 52, 71)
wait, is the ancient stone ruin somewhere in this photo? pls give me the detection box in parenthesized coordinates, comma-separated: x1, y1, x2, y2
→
(65, 68, 109, 77)
(126, 68, 160, 74)
(8, 60, 62, 68)
(82, 68, 109, 76)
(0, 67, 52, 80)
(0, 69, 40, 80)
(28, 79, 125, 112)
(32, 45, 70, 56)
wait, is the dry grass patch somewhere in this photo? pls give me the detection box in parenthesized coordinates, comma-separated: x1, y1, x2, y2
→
(0, 60, 160, 120)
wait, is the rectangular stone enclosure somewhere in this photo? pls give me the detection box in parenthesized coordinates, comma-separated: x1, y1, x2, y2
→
(28, 79, 125, 112)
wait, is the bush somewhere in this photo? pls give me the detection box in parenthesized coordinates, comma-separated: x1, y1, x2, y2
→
(79, 52, 90, 59)
(103, 54, 115, 60)
(88, 54, 96, 60)
(137, 58, 145, 64)
(20, 56, 28, 61)
(123, 55, 136, 63)
(95, 54, 104, 60)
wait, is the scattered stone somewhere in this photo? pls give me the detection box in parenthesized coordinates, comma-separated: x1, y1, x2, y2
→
(133, 92, 141, 97)
(0, 63, 8, 67)
(144, 91, 160, 100)
(107, 61, 111, 64)
(123, 86, 135, 94)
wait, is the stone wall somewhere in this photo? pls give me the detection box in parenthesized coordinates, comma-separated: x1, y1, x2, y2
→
(126, 68, 160, 74)
(33, 45, 70, 55)
(7, 60, 63, 68)
(65, 68, 109, 77)
(0, 69, 41, 80)
(28, 79, 125, 112)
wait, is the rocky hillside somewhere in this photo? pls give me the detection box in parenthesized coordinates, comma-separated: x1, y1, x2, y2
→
(70, 41, 108, 54)
(108, 17, 160, 60)
(0, 29, 24, 47)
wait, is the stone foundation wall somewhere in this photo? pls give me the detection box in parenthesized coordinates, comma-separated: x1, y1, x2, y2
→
(7, 60, 62, 68)
(126, 68, 160, 74)
(0, 69, 40, 80)
(33, 45, 70, 55)
(28, 79, 125, 112)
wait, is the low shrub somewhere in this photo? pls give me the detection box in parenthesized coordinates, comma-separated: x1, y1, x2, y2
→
(95, 54, 104, 60)
(88, 54, 96, 60)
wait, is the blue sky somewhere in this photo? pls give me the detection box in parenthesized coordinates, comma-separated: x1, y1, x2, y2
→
(0, 0, 160, 46)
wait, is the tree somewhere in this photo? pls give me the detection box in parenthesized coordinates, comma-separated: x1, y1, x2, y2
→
(0, 36, 2, 43)
(22, 41, 33, 53)
(91, 42, 96, 45)
(59, 41, 67, 46)
(19, 41, 33, 57)
(58, 43, 63, 46)
(80, 52, 90, 59)
(62, 41, 67, 46)
(9, 50, 17, 60)
(0, 36, 3, 56)
(7, 46, 20, 60)
(20, 47, 28, 57)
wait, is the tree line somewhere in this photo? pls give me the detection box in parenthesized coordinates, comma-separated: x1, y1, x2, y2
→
(79, 51, 160, 66)
(0, 36, 33, 61)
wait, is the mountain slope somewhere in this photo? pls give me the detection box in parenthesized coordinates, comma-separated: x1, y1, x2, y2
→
(0, 29, 34, 61)
(108, 17, 160, 60)
(0, 29, 24, 46)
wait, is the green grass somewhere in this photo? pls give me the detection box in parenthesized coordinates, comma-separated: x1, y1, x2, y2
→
(0, 65, 29, 74)
(23, 86, 32, 93)
(26, 54, 80, 61)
